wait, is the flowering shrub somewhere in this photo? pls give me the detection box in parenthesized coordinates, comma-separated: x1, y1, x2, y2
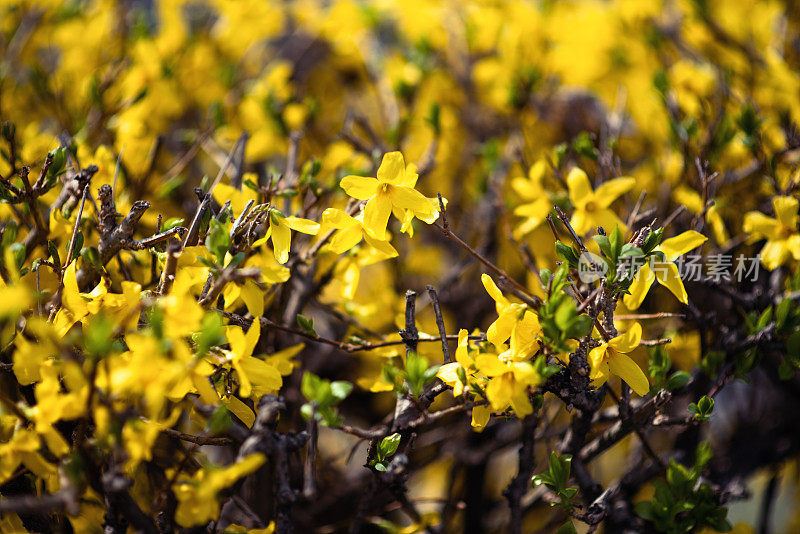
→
(2, 0, 800, 532)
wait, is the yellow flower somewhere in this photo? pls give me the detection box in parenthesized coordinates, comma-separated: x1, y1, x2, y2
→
(339, 152, 440, 239)
(225, 322, 283, 399)
(266, 210, 319, 264)
(174, 454, 266, 527)
(567, 168, 635, 234)
(320, 208, 398, 256)
(53, 262, 109, 336)
(512, 160, 552, 239)
(475, 352, 540, 417)
(481, 274, 539, 357)
(588, 323, 649, 396)
(436, 329, 474, 396)
(0, 427, 57, 485)
(623, 230, 707, 309)
(743, 196, 800, 270)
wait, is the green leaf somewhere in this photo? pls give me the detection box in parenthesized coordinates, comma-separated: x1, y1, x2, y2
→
(665, 370, 691, 391)
(297, 314, 316, 334)
(301, 372, 323, 402)
(555, 241, 579, 268)
(593, 235, 612, 258)
(330, 381, 353, 401)
(205, 217, 231, 263)
(379, 433, 401, 458)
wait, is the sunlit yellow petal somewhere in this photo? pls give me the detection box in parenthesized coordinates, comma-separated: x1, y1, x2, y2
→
(773, 196, 799, 229)
(623, 263, 656, 310)
(594, 176, 635, 208)
(376, 151, 406, 184)
(340, 175, 379, 199)
(610, 322, 642, 353)
(607, 352, 650, 396)
(363, 192, 392, 239)
(566, 167, 592, 206)
(654, 262, 688, 304)
(659, 230, 707, 260)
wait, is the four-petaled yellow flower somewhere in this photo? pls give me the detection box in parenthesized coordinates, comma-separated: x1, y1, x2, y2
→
(512, 160, 552, 239)
(340, 152, 440, 239)
(589, 322, 649, 396)
(623, 230, 707, 309)
(320, 207, 398, 257)
(225, 321, 283, 400)
(436, 329, 474, 396)
(743, 196, 800, 270)
(567, 168, 635, 234)
(475, 352, 540, 417)
(266, 210, 319, 264)
(481, 273, 540, 357)
(174, 454, 266, 527)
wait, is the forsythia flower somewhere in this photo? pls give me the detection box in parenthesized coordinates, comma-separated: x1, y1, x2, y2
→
(436, 329, 474, 396)
(589, 323, 649, 396)
(623, 230, 707, 309)
(225, 322, 283, 399)
(475, 352, 540, 416)
(567, 168, 635, 234)
(743, 196, 800, 270)
(512, 160, 552, 239)
(339, 152, 441, 239)
(320, 207, 398, 256)
(174, 454, 266, 527)
(481, 273, 540, 356)
(266, 210, 320, 264)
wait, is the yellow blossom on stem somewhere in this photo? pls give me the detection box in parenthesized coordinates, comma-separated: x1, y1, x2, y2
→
(567, 168, 635, 234)
(174, 454, 266, 527)
(743, 196, 800, 270)
(512, 160, 552, 239)
(436, 329, 474, 396)
(265, 210, 319, 264)
(225, 321, 283, 399)
(320, 207, 398, 256)
(481, 273, 540, 356)
(589, 322, 649, 396)
(339, 152, 440, 239)
(475, 352, 540, 417)
(623, 230, 707, 309)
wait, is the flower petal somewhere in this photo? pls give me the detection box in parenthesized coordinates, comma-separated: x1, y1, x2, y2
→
(654, 262, 688, 304)
(608, 352, 650, 396)
(659, 230, 707, 261)
(476, 353, 508, 377)
(773, 196, 799, 229)
(611, 322, 642, 353)
(471, 404, 491, 431)
(363, 192, 393, 239)
(567, 167, 592, 206)
(340, 175, 379, 199)
(363, 232, 399, 258)
(594, 176, 635, 208)
(284, 217, 319, 235)
(329, 226, 364, 254)
(389, 185, 439, 222)
(377, 151, 406, 184)
(270, 219, 292, 264)
(743, 211, 780, 241)
(623, 263, 656, 310)
(481, 273, 509, 309)
(321, 208, 357, 229)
